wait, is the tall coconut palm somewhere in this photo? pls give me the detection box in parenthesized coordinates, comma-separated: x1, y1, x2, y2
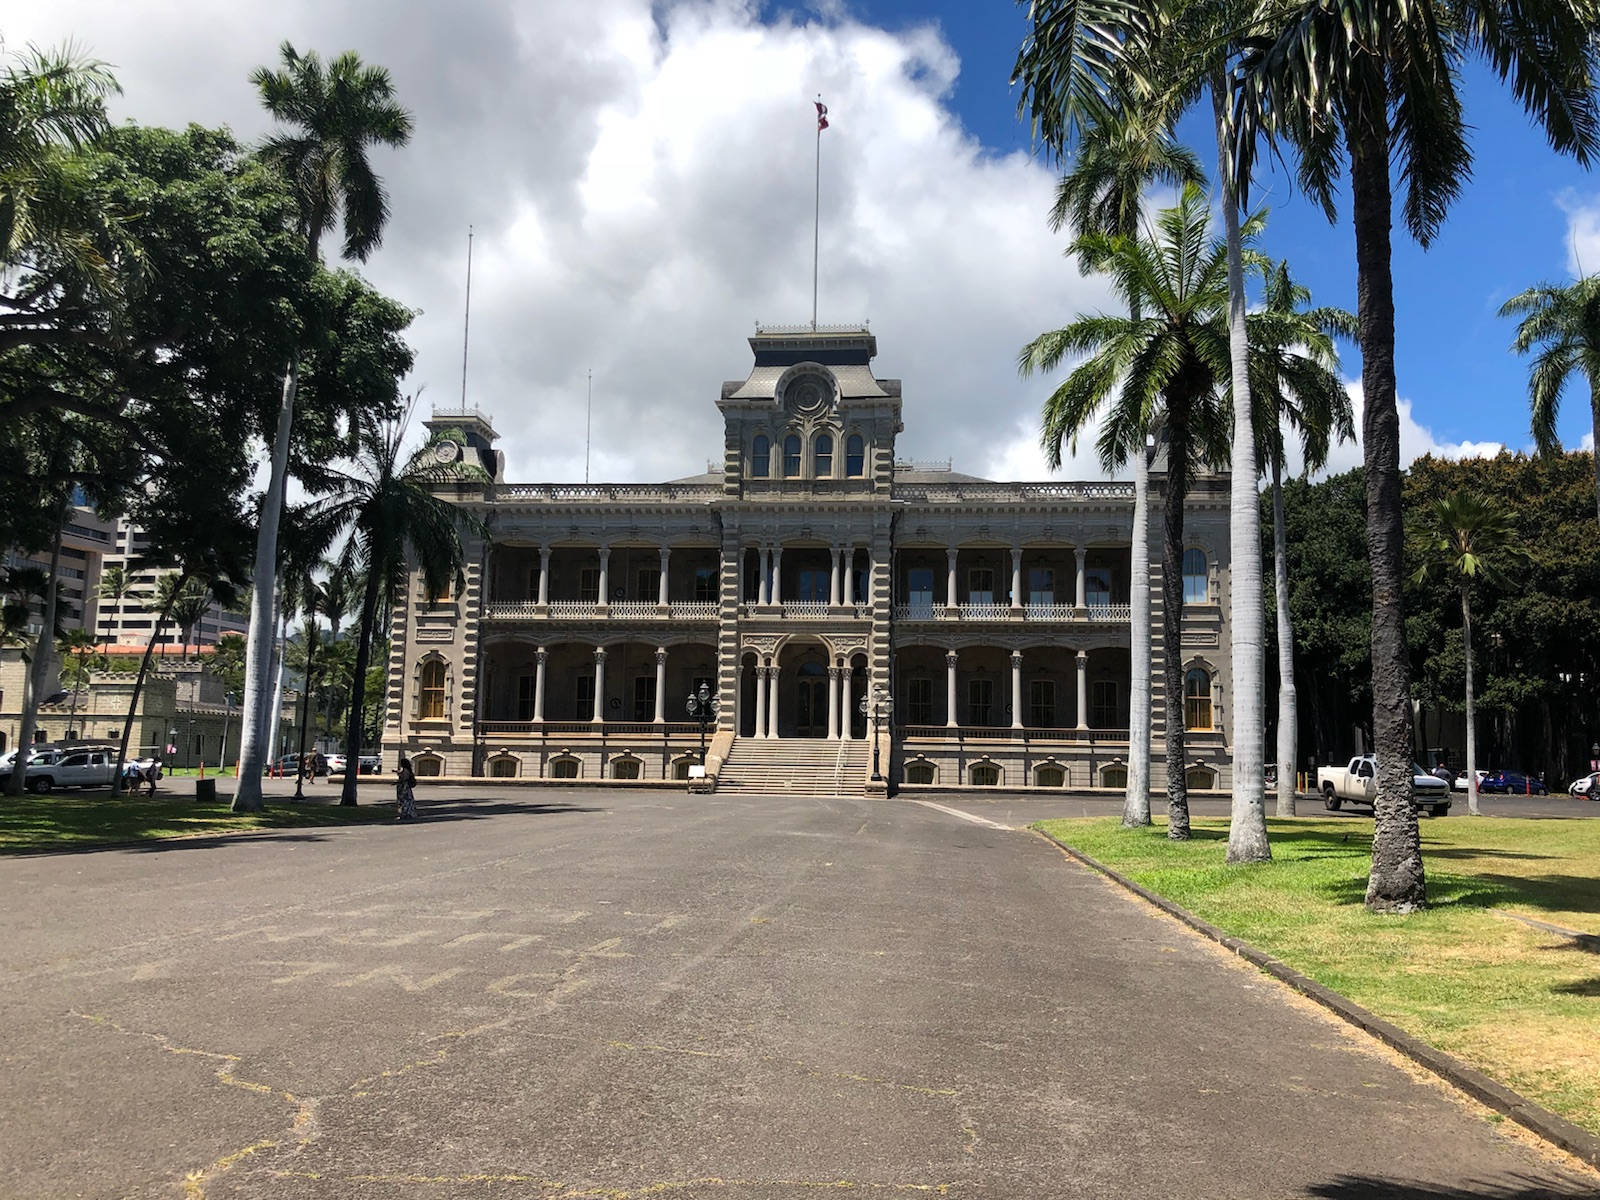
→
(1232, 0, 1600, 911)
(1500, 277, 1600, 528)
(1410, 493, 1522, 817)
(95, 564, 132, 644)
(232, 43, 412, 813)
(56, 627, 105, 737)
(168, 578, 212, 660)
(299, 414, 484, 806)
(1044, 105, 1204, 827)
(1249, 260, 1356, 816)
(1017, 0, 1274, 862)
(1021, 182, 1238, 839)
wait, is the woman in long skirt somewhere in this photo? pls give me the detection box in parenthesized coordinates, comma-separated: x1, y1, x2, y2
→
(395, 755, 418, 820)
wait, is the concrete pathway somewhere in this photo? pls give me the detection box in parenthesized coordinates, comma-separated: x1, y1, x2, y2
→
(2, 788, 1594, 1198)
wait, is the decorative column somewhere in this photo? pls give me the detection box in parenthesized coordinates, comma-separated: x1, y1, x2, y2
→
(1011, 547, 1024, 611)
(537, 546, 551, 606)
(1076, 650, 1089, 730)
(946, 547, 959, 609)
(767, 662, 781, 738)
(843, 547, 856, 607)
(758, 547, 771, 606)
(830, 548, 843, 608)
(827, 666, 841, 739)
(658, 547, 671, 607)
(1074, 546, 1088, 610)
(597, 546, 611, 608)
(945, 651, 959, 728)
(771, 546, 783, 605)
(653, 647, 667, 724)
(863, 547, 874, 605)
(533, 646, 547, 722)
(755, 664, 769, 738)
(1011, 650, 1024, 730)
(841, 664, 853, 740)
(591, 647, 607, 724)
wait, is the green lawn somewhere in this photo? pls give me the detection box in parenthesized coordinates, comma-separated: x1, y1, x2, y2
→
(1036, 816, 1600, 1138)
(0, 793, 395, 853)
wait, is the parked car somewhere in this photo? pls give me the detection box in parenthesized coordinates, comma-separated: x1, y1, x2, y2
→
(1317, 755, 1452, 817)
(1568, 772, 1600, 798)
(1480, 770, 1548, 795)
(328, 753, 381, 776)
(0, 746, 118, 793)
(1452, 769, 1489, 793)
(322, 753, 347, 775)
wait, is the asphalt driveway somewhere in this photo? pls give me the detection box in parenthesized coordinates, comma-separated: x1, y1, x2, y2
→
(2, 788, 1594, 1198)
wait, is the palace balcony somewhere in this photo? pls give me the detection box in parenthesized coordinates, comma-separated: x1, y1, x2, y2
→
(897, 724, 1130, 746)
(892, 603, 1132, 624)
(483, 600, 719, 622)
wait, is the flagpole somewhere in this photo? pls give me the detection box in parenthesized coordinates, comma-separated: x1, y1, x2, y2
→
(460, 225, 474, 408)
(813, 95, 822, 331)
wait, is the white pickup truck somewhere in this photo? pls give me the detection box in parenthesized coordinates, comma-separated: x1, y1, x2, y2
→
(1318, 755, 1452, 817)
(0, 746, 119, 793)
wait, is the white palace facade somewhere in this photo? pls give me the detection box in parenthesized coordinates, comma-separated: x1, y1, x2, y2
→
(383, 325, 1235, 794)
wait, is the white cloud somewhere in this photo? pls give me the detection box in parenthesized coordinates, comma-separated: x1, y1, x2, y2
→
(1310, 381, 1502, 478)
(1559, 189, 1600, 279)
(13, 1, 1118, 484)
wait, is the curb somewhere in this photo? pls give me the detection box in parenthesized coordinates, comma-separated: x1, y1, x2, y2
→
(1034, 827, 1600, 1173)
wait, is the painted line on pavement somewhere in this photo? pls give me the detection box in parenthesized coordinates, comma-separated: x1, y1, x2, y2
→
(913, 800, 1014, 831)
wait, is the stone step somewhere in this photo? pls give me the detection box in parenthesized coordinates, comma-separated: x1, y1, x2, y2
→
(717, 738, 872, 795)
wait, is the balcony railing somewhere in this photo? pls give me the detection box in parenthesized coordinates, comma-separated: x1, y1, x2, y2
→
(477, 721, 702, 737)
(893, 603, 1132, 623)
(484, 600, 718, 621)
(897, 725, 1129, 744)
(495, 483, 721, 503)
(894, 481, 1134, 504)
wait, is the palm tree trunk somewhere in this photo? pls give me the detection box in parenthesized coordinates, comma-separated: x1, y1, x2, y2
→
(7, 512, 65, 796)
(112, 577, 182, 796)
(1214, 73, 1269, 864)
(265, 585, 288, 770)
(1348, 76, 1425, 912)
(1272, 456, 1297, 817)
(1124, 437, 1154, 827)
(1162, 424, 1190, 839)
(1462, 585, 1479, 817)
(340, 564, 384, 806)
(1590, 390, 1600, 529)
(294, 621, 318, 802)
(233, 355, 300, 813)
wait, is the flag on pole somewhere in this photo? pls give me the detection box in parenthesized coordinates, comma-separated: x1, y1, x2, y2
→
(815, 99, 829, 131)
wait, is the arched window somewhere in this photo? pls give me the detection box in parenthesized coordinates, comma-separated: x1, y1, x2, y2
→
(782, 434, 802, 477)
(1186, 765, 1217, 791)
(672, 757, 695, 780)
(1183, 548, 1208, 604)
(1185, 667, 1213, 730)
(846, 434, 865, 476)
(1035, 765, 1066, 788)
(1101, 764, 1128, 789)
(814, 433, 834, 477)
(906, 761, 936, 785)
(612, 757, 641, 779)
(489, 756, 519, 778)
(970, 763, 1000, 787)
(751, 435, 770, 477)
(419, 660, 446, 719)
(551, 756, 580, 779)
(414, 755, 442, 777)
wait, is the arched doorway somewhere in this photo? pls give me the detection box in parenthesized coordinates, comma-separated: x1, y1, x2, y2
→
(795, 661, 829, 737)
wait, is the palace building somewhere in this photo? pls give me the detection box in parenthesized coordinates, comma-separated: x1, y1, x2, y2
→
(383, 324, 1234, 794)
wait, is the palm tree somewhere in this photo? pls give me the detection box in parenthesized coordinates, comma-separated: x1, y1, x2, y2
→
(289, 415, 483, 807)
(56, 627, 105, 737)
(1016, 0, 1274, 862)
(1042, 105, 1204, 828)
(1250, 261, 1356, 817)
(1021, 183, 1236, 839)
(168, 578, 212, 660)
(1232, 1, 1600, 912)
(232, 43, 412, 813)
(1410, 493, 1522, 817)
(1500, 277, 1600, 527)
(95, 564, 132, 644)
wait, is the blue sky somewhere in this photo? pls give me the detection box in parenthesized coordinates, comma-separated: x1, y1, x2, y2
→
(846, 0, 1600, 456)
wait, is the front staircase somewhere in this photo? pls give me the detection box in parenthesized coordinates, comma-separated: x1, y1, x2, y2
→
(715, 738, 871, 796)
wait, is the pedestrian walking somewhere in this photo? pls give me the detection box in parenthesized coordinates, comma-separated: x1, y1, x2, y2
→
(395, 754, 417, 821)
(145, 757, 163, 797)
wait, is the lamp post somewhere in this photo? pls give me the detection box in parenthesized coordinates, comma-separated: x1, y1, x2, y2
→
(685, 681, 720, 764)
(168, 728, 178, 768)
(861, 684, 891, 781)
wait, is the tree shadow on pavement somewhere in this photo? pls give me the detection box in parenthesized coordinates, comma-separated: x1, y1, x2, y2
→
(409, 801, 605, 821)
(1308, 1174, 1600, 1199)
